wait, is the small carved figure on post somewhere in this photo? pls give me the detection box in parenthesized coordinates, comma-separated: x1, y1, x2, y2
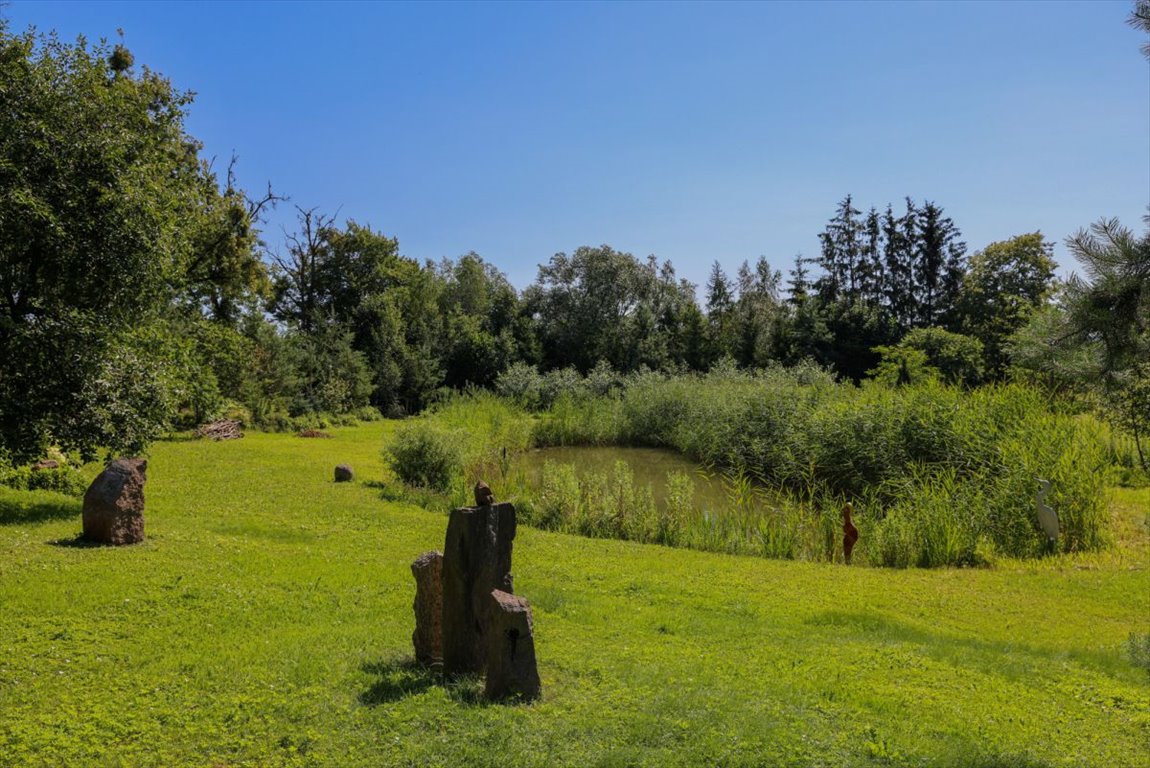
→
(474, 480, 495, 507)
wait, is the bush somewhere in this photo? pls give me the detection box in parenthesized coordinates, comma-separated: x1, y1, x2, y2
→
(494, 362, 545, 409)
(1, 463, 89, 497)
(385, 424, 462, 492)
(384, 392, 533, 496)
(871, 327, 985, 387)
(530, 461, 580, 530)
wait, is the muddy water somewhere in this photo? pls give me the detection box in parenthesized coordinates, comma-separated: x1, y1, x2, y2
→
(516, 445, 731, 513)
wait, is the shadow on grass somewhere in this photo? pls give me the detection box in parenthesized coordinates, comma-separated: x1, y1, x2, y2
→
(359, 657, 484, 706)
(805, 609, 1124, 678)
(0, 496, 80, 526)
(48, 534, 103, 548)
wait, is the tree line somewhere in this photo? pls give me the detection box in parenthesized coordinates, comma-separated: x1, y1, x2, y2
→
(1, 22, 1146, 467)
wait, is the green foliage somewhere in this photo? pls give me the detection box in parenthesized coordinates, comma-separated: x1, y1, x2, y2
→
(437, 252, 534, 389)
(493, 361, 546, 409)
(285, 323, 373, 416)
(1009, 216, 1150, 472)
(385, 423, 462, 491)
(528, 245, 701, 373)
(384, 391, 533, 496)
(958, 233, 1056, 377)
(0, 25, 273, 460)
(868, 346, 940, 387)
(871, 327, 984, 387)
(0, 462, 88, 496)
(0, 27, 192, 459)
(58, 322, 213, 457)
(534, 393, 625, 447)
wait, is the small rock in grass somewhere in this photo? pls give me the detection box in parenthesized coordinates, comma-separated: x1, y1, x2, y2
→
(334, 464, 354, 482)
(82, 458, 147, 545)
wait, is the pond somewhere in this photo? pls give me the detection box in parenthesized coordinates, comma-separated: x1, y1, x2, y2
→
(516, 445, 732, 513)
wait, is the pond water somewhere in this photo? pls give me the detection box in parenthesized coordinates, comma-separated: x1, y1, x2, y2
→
(516, 445, 732, 513)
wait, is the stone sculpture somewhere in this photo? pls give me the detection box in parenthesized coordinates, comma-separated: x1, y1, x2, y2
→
(842, 502, 859, 565)
(441, 502, 516, 675)
(474, 480, 495, 507)
(484, 589, 541, 701)
(82, 458, 147, 545)
(411, 551, 444, 666)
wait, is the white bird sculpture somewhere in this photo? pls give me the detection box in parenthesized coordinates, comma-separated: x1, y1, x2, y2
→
(1036, 479, 1059, 546)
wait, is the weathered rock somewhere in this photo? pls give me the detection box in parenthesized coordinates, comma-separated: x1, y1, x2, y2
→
(474, 480, 494, 507)
(82, 458, 147, 545)
(441, 502, 516, 675)
(411, 551, 444, 666)
(485, 589, 541, 702)
(334, 464, 354, 482)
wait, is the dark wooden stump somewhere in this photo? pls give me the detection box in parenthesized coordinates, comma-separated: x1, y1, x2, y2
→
(411, 551, 443, 666)
(485, 589, 541, 702)
(441, 502, 516, 675)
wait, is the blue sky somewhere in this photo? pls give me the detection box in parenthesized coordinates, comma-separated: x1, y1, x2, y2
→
(5, 1, 1148, 291)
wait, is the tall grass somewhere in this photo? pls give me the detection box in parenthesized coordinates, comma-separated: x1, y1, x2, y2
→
(384, 391, 534, 501)
(389, 370, 1112, 567)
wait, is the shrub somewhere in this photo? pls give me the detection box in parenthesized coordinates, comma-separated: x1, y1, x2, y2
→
(531, 461, 581, 530)
(385, 424, 461, 491)
(661, 470, 694, 546)
(871, 327, 985, 387)
(1, 463, 89, 497)
(494, 362, 545, 410)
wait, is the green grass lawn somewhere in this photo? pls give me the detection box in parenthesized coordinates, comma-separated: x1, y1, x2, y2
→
(1, 423, 1147, 767)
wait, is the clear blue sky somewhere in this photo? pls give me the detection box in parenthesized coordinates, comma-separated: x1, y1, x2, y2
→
(5, 1, 1148, 292)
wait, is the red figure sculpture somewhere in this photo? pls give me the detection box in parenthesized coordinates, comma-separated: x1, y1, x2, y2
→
(842, 502, 859, 564)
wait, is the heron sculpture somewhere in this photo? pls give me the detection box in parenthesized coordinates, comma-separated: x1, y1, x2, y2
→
(1036, 478, 1059, 548)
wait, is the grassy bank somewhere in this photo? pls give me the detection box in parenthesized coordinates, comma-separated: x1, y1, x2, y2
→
(0, 423, 1147, 766)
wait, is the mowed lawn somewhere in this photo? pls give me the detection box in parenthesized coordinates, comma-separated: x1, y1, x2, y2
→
(1, 423, 1147, 767)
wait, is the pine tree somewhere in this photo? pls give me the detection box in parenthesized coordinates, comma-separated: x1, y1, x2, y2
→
(883, 201, 917, 331)
(913, 201, 967, 328)
(786, 255, 811, 306)
(815, 195, 862, 301)
(705, 261, 737, 364)
(860, 207, 884, 305)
